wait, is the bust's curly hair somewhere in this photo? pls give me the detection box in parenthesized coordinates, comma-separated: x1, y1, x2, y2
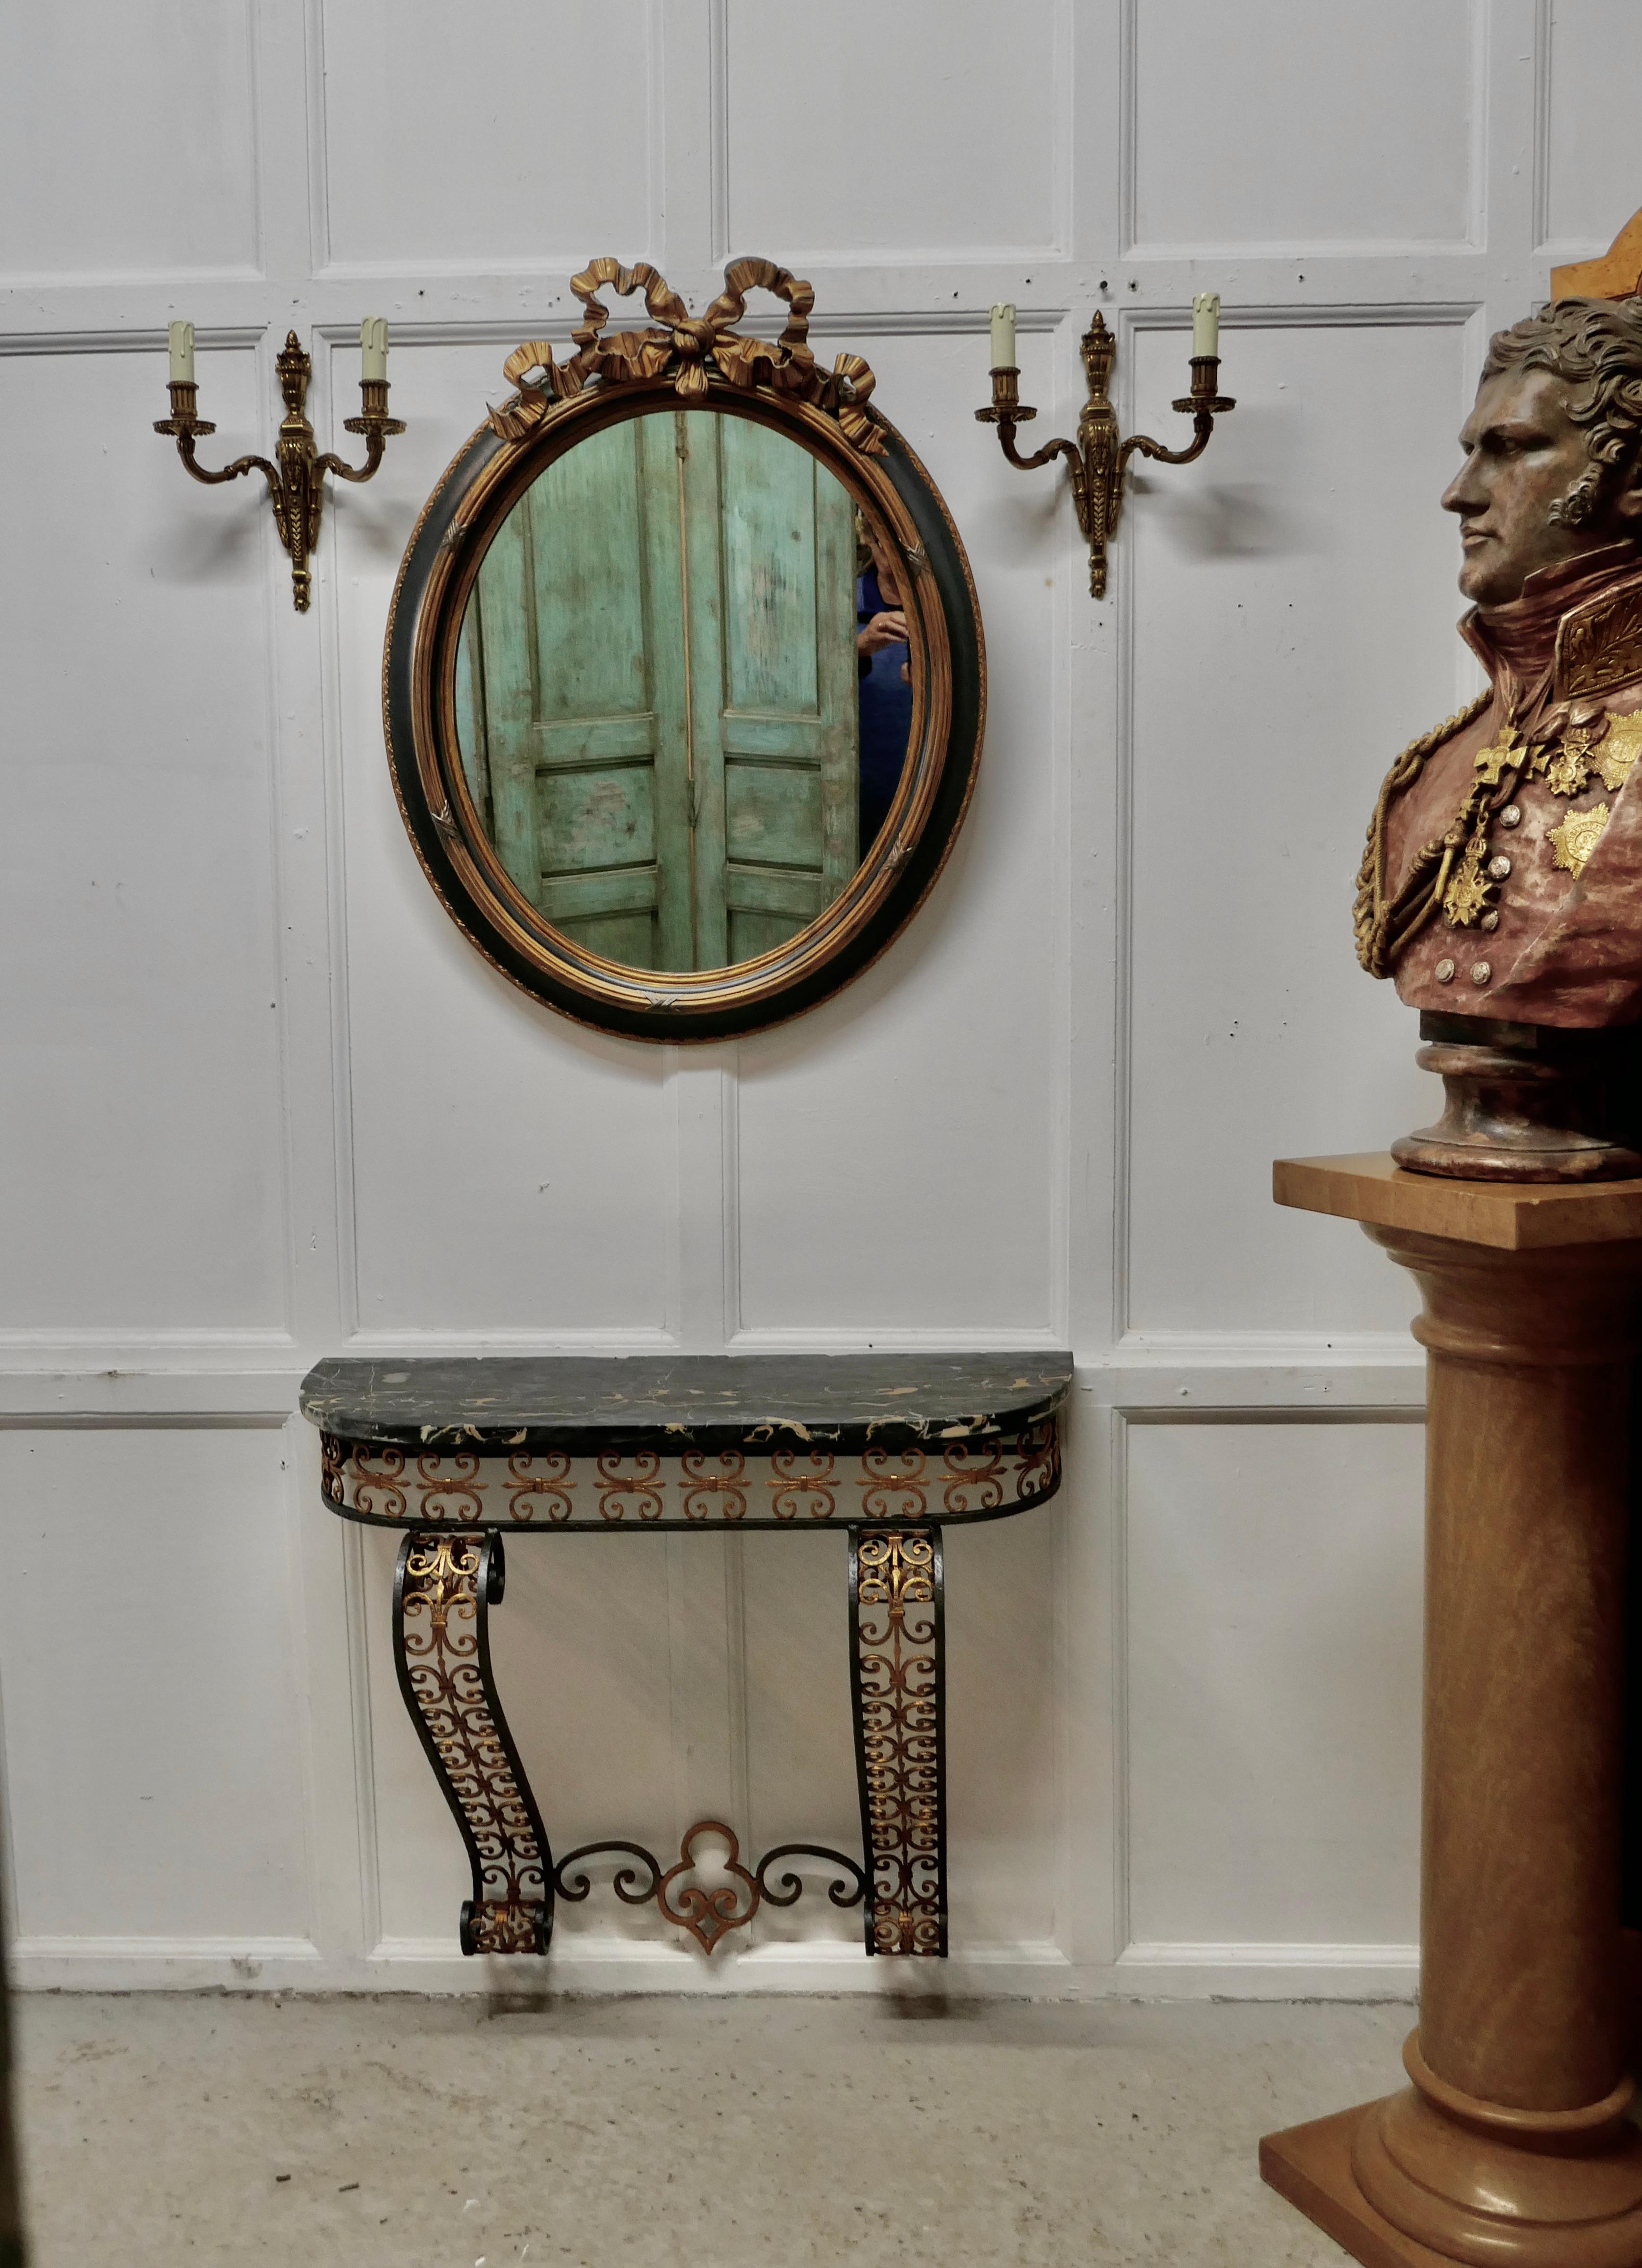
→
(1483, 296, 1642, 527)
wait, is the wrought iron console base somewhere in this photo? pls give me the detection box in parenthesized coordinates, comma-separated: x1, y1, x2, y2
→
(306, 1353, 1070, 1961)
(392, 1522, 941, 1957)
(393, 1531, 552, 1955)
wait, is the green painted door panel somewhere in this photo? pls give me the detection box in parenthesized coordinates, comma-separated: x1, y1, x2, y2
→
(709, 417, 859, 962)
(725, 760, 825, 868)
(458, 419, 694, 968)
(454, 407, 860, 972)
(526, 422, 648, 719)
(718, 416, 823, 714)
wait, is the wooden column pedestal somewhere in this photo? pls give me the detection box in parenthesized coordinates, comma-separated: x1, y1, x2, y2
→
(1263, 1155, 1642, 2268)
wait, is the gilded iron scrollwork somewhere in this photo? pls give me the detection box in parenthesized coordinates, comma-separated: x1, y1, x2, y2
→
(503, 1448, 574, 1523)
(392, 1530, 552, 1956)
(554, 1825, 866, 1956)
(593, 1450, 665, 1523)
(324, 1427, 1057, 1530)
(849, 1528, 947, 1956)
(1012, 1415, 1061, 1506)
(680, 1449, 749, 1522)
(770, 1448, 838, 1521)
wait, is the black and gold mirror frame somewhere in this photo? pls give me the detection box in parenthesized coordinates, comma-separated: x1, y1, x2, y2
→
(384, 258, 985, 1042)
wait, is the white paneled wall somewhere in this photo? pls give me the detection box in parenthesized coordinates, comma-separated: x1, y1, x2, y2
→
(0, 0, 1616, 1995)
(1542, 0, 1642, 256)
(1122, 1418, 1425, 1990)
(1126, 316, 1472, 1336)
(0, 5, 261, 281)
(314, 1, 660, 274)
(724, 0, 1070, 261)
(1128, 1, 1482, 254)
(0, 345, 287, 1333)
(0, 1426, 311, 1951)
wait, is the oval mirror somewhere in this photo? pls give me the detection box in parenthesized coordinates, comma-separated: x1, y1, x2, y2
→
(385, 259, 984, 1040)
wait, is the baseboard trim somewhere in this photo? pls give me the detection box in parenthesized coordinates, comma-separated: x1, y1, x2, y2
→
(10, 1931, 1071, 1997)
(1117, 1941, 1419, 2000)
(363, 1933, 1077, 1996)
(725, 1328, 1067, 1353)
(12, 1936, 324, 1991)
(10, 1932, 1416, 2000)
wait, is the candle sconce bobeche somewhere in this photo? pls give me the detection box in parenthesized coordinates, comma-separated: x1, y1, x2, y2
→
(976, 300, 1234, 597)
(155, 323, 405, 612)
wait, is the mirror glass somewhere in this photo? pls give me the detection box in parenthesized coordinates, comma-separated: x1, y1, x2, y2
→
(454, 406, 913, 972)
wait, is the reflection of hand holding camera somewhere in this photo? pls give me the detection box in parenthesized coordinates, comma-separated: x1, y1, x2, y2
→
(858, 518, 912, 679)
(857, 608, 908, 657)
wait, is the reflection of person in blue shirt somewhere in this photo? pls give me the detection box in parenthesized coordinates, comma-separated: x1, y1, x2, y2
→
(857, 522, 913, 860)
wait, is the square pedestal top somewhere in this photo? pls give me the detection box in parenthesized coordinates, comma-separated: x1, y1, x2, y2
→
(1275, 1152, 1642, 1251)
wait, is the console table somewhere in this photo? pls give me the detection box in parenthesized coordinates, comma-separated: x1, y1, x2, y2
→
(299, 1353, 1071, 1962)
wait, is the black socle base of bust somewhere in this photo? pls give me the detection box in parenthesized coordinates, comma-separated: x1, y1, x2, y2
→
(1394, 1010, 1642, 1181)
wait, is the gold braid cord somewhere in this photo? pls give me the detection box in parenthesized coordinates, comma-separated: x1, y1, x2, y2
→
(852, 1530, 945, 1956)
(1354, 691, 1492, 976)
(488, 256, 882, 454)
(394, 1533, 550, 1955)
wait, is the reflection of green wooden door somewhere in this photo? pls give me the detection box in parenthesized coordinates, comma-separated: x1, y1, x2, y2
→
(457, 418, 693, 969)
(456, 409, 858, 971)
(688, 416, 860, 965)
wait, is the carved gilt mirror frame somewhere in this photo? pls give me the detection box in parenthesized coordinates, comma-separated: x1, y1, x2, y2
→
(384, 257, 985, 1041)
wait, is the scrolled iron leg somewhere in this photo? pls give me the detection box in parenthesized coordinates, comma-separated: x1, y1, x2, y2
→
(848, 1526, 947, 1956)
(392, 1530, 553, 1955)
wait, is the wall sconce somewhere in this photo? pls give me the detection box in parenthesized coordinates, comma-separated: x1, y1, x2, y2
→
(976, 296, 1234, 597)
(155, 321, 405, 613)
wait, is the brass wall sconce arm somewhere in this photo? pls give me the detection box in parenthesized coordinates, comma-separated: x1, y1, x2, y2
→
(155, 326, 405, 612)
(976, 306, 1233, 598)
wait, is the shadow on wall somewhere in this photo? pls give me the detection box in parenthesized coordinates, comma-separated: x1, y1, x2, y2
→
(1145, 480, 1307, 560)
(1131, 400, 1322, 561)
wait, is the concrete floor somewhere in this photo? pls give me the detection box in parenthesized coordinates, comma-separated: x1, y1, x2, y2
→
(10, 1990, 1409, 2265)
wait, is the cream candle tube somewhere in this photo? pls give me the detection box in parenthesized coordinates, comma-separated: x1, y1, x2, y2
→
(990, 303, 1016, 369)
(168, 320, 195, 384)
(360, 317, 388, 382)
(1191, 292, 1220, 358)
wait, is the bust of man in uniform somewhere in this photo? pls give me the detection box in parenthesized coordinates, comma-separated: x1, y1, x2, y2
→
(1355, 296, 1642, 1174)
(1358, 297, 1642, 1024)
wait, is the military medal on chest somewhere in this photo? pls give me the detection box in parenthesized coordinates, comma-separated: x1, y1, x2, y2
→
(1438, 700, 1642, 921)
(1535, 704, 1642, 875)
(1534, 700, 1642, 793)
(1436, 715, 1526, 930)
